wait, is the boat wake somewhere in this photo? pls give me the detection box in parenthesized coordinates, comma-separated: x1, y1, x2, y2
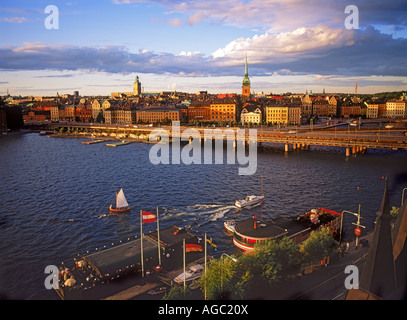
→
(161, 203, 237, 229)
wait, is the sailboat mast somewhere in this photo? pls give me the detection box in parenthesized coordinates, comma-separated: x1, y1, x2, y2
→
(115, 192, 118, 209)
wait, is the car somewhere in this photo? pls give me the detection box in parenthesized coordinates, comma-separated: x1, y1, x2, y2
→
(288, 130, 296, 134)
(173, 265, 204, 284)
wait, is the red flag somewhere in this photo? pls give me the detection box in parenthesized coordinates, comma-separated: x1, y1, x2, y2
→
(142, 211, 156, 223)
(185, 243, 203, 252)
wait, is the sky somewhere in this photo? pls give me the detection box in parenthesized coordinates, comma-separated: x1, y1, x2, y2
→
(0, 0, 407, 96)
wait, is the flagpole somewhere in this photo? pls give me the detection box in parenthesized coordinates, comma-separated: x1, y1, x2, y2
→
(157, 206, 161, 266)
(140, 210, 144, 278)
(204, 233, 207, 300)
(183, 238, 186, 294)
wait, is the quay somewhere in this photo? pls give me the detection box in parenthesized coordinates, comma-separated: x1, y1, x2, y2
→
(54, 225, 204, 300)
(28, 121, 407, 156)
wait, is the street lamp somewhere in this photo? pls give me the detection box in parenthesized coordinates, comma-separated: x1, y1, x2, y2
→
(220, 253, 239, 296)
(340, 204, 366, 249)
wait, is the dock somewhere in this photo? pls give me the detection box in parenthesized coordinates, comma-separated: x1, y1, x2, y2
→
(106, 141, 132, 147)
(54, 225, 203, 300)
(81, 139, 105, 145)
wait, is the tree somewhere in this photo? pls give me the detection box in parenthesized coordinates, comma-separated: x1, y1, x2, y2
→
(96, 111, 104, 123)
(245, 237, 301, 285)
(199, 255, 253, 300)
(299, 227, 337, 265)
(162, 284, 192, 300)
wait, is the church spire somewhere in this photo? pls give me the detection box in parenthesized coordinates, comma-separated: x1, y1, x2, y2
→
(244, 54, 248, 77)
(242, 54, 251, 99)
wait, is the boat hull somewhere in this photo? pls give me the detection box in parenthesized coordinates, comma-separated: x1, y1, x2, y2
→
(235, 196, 264, 208)
(109, 206, 131, 213)
(224, 220, 236, 233)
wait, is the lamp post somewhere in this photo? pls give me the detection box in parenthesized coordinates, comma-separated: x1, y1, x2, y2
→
(220, 253, 238, 297)
(340, 204, 366, 249)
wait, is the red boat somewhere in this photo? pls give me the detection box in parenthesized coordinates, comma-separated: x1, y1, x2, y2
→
(109, 188, 131, 213)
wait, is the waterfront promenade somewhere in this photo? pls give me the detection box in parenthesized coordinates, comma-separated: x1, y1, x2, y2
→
(99, 233, 372, 300)
(27, 120, 407, 155)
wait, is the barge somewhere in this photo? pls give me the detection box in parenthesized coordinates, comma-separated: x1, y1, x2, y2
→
(232, 208, 342, 252)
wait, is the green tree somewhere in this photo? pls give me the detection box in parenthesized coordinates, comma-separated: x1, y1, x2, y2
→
(96, 111, 104, 123)
(245, 237, 301, 285)
(199, 255, 253, 300)
(162, 284, 192, 300)
(299, 227, 337, 265)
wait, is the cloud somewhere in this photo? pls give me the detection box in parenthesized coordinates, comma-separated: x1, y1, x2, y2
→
(111, 0, 407, 34)
(167, 17, 182, 27)
(1, 26, 406, 80)
(1, 17, 30, 23)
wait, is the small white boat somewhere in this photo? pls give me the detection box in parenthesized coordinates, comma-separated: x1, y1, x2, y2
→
(235, 195, 264, 208)
(224, 220, 236, 233)
(174, 265, 204, 284)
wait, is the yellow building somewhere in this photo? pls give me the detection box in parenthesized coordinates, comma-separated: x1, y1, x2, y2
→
(104, 107, 136, 125)
(136, 109, 180, 124)
(366, 103, 379, 119)
(210, 100, 236, 122)
(266, 106, 301, 125)
(385, 100, 407, 118)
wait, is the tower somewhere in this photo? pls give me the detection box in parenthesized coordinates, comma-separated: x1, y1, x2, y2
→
(242, 55, 251, 99)
(133, 75, 141, 96)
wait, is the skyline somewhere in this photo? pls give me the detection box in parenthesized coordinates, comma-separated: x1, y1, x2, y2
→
(1, 0, 407, 96)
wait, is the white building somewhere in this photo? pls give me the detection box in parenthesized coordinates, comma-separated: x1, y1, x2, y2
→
(241, 105, 262, 124)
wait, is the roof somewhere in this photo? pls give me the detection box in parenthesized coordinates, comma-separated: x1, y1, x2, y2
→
(83, 237, 157, 278)
(358, 177, 397, 298)
(82, 225, 198, 278)
(235, 218, 287, 240)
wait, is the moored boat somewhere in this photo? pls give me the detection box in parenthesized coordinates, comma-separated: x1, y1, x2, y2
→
(233, 208, 342, 252)
(109, 188, 131, 213)
(224, 219, 236, 233)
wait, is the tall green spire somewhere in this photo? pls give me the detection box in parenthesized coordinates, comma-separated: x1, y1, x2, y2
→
(242, 54, 250, 87)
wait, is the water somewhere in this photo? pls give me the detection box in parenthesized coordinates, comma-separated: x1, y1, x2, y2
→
(0, 132, 406, 299)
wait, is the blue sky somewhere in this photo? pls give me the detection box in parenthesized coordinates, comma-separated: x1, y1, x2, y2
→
(1, 0, 407, 96)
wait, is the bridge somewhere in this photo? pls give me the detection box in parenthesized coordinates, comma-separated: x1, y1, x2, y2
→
(26, 121, 407, 156)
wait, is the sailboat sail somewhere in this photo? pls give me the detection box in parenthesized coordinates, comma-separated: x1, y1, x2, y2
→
(116, 188, 129, 208)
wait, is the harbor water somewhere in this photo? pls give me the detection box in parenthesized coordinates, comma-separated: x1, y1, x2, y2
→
(0, 132, 406, 299)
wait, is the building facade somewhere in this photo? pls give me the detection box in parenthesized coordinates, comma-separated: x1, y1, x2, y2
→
(241, 105, 262, 124)
(266, 106, 301, 125)
(385, 100, 406, 118)
(136, 109, 180, 124)
(210, 100, 236, 122)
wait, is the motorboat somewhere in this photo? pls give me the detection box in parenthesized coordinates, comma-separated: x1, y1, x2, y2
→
(224, 219, 236, 233)
(173, 264, 204, 284)
(235, 195, 264, 208)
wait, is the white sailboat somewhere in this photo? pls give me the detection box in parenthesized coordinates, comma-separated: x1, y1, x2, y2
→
(109, 188, 131, 213)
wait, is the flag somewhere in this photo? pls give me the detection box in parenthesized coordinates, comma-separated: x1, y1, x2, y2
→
(185, 243, 203, 253)
(142, 211, 156, 223)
